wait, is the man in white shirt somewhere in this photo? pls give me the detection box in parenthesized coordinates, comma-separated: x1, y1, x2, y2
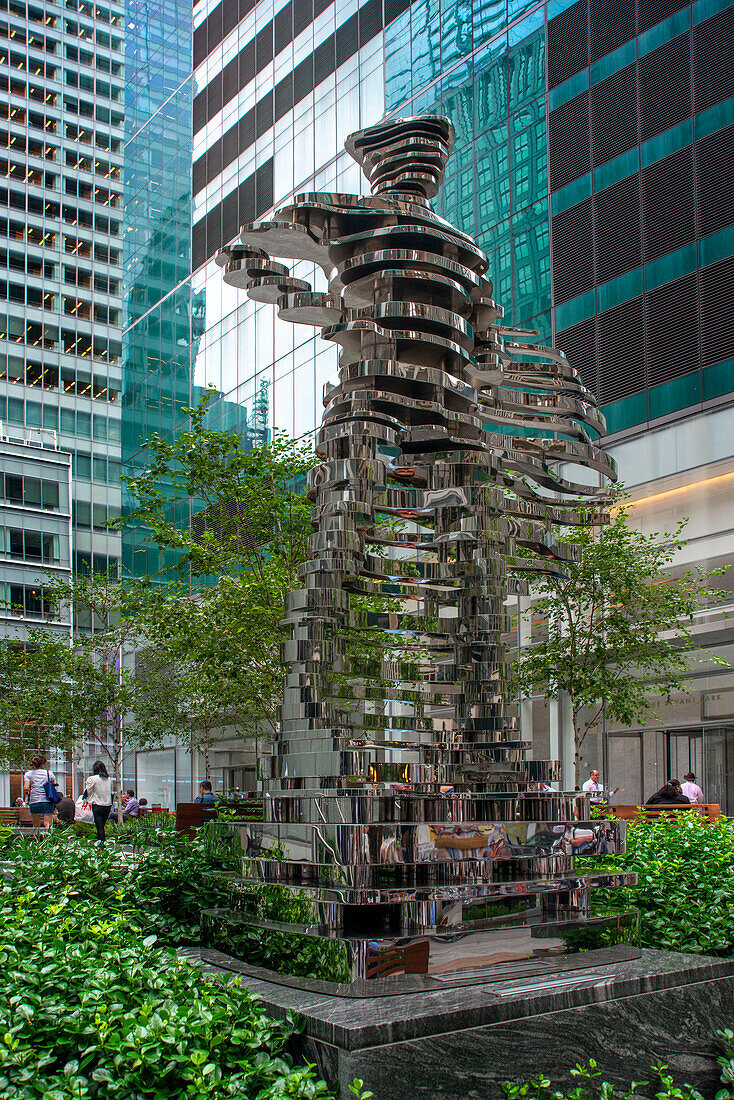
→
(681, 772, 704, 803)
(582, 770, 620, 798)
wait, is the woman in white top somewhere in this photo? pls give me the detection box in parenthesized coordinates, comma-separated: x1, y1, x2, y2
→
(23, 753, 58, 831)
(85, 760, 113, 842)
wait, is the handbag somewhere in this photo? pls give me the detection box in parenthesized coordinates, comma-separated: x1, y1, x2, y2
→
(43, 769, 63, 806)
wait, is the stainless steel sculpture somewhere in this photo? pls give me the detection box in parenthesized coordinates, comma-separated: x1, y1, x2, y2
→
(208, 115, 638, 993)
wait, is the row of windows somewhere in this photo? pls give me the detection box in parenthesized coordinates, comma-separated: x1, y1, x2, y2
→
(0, 0, 122, 28)
(0, 314, 121, 362)
(62, 94, 123, 129)
(0, 72, 56, 106)
(0, 102, 122, 157)
(65, 42, 122, 72)
(0, 44, 57, 76)
(62, 18, 121, 50)
(0, 220, 121, 267)
(1, 18, 58, 52)
(64, 68, 121, 100)
(0, 0, 59, 29)
(0, 187, 121, 235)
(73, 499, 119, 528)
(63, 265, 120, 293)
(0, 583, 59, 620)
(0, 527, 61, 563)
(0, 357, 119, 400)
(0, 471, 61, 509)
(192, 157, 272, 271)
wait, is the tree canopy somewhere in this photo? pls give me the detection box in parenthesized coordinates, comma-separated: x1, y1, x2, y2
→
(512, 498, 729, 786)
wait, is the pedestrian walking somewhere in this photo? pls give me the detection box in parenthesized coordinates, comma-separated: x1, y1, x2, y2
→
(85, 761, 113, 842)
(23, 754, 57, 832)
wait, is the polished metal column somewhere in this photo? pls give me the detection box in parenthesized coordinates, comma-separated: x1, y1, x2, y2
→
(207, 115, 638, 993)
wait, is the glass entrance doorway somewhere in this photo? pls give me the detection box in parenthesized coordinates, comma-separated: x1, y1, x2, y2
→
(607, 726, 734, 812)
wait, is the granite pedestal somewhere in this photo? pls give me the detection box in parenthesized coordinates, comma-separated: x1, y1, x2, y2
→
(188, 947, 734, 1097)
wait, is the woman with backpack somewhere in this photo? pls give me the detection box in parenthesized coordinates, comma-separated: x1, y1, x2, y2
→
(23, 754, 58, 832)
(85, 760, 113, 842)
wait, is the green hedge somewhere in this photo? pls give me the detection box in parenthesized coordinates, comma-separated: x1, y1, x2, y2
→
(0, 832, 342, 1099)
(588, 815, 734, 955)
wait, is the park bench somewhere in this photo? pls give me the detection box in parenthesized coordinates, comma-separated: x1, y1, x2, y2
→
(0, 808, 18, 826)
(612, 803, 722, 823)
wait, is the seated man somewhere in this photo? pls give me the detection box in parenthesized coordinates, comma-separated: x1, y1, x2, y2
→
(194, 781, 219, 820)
(122, 789, 140, 819)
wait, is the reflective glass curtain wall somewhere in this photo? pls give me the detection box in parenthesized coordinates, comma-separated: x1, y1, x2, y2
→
(383, 0, 734, 436)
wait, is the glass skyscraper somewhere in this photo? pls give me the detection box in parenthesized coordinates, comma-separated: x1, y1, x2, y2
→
(0, 0, 125, 583)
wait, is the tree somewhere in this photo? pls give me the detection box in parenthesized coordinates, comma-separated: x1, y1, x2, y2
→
(0, 571, 158, 821)
(511, 499, 729, 787)
(121, 392, 316, 745)
(0, 638, 69, 776)
(133, 578, 276, 778)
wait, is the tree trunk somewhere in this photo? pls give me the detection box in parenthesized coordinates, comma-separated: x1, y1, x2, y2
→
(203, 735, 210, 783)
(114, 732, 123, 825)
(573, 710, 582, 791)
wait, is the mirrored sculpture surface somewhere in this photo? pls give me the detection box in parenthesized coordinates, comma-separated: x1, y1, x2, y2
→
(207, 115, 638, 993)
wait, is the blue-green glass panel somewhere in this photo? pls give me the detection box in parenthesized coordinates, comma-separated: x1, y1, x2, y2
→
(602, 390, 647, 433)
(508, 7, 544, 43)
(511, 118, 547, 210)
(76, 453, 92, 479)
(441, 0, 473, 68)
(590, 41, 636, 86)
(43, 405, 58, 430)
(508, 0, 543, 23)
(527, 309, 552, 343)
(487, 238, 514, 323)
(511, 96, 544, 131)
(640, 117, 693, 167)
(476, 142, 511, 227)
(703, 359, 734, 400)
(645, 243, 697, 290)
(477, 117, 510, 152)
(474, 35, 509, 135)
(477, 216, 512, 250)
(597, 268, 642, 313)
(696, 95, 734, 140)
(648, 372, 701, 419)
(548, 68, 588, 112)
(551, 173, 591, 215)
(555, 289, 595, 330)
(384, 11, 412, 109)
(26, 401, 42, 427)
(442, 63, 474, 149)
(700, 224, 734, 267)
(512, 197, 548, 232)
(411, 0, 442, 93)
(638, 7, 689, 57)
(693, 0, 732, 25)
(509, 24, 545, 111)
(444, 164, 476, 237)
(593, 147, 638, 192)
(474, 0, 506, 48)
(513, 218, 551, 321)
(547, 0, 576, 16)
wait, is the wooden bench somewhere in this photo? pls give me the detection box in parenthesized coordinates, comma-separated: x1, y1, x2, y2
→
(0, 808, 19, 826)
(612, 803, 722, 823)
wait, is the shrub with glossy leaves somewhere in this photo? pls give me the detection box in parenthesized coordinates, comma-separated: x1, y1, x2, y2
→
(588, 815, 734, 955)
(0, 834, 338, 1099)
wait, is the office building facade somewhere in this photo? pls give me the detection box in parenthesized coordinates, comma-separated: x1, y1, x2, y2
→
(127, 0, 734, 804)
(0, 0, 124, 580)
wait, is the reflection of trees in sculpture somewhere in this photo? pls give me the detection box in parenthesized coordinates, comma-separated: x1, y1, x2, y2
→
(214, 116, 633, 988)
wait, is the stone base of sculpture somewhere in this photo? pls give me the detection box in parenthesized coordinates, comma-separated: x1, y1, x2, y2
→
(186, 946, 734, 1096)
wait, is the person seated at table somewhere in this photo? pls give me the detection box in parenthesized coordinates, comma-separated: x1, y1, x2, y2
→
(122, 790, 140, 819)
(138, 798, 152, 816)
(194, 781, 219, 821)
(645, 780, 691, 806)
